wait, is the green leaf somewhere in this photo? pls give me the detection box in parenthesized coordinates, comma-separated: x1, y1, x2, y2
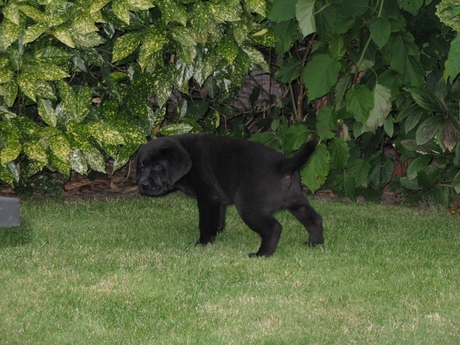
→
(400, 176, 420, 190)
(273, 20, 297, 54)
(278, 124, 309, 153)
(112, 31, 144, 63)
(386, 33, 424, 87)
(404, 108, 426, 134)
(346, 85, 374, 124)
(304, 54, 341, 101)
(368, 155, 394, 190)
(398, 0, 424, 15)
(452, 171, 460, 194)
(316, 106, 336, 141)
(329, 137, 349, 170)
(268, 0, 296, 21)
(454, 140, 460, 166)
(415, 116, 444, 145)
(328, 36, 346, 58)
(367, 84, 391, 131)
(369, 17, 391, 49)
(337, 0, 369, 17)
(441, 119, 458, 152)
(276, 57, 302, 83)
(444, 35, 460, 81)
(296, 0, 316, 38)
(396, 105, 419, 123)
(384, 116, 394, 138)
(300, 143, 330, 193)
(343, 173, 357, 202)
(407, 155, 432, 180)
(400, 140, 431, 154)
(347, 159, 371, 187)
(186, 101, 209, 121)
(408, 88, 448, 113)
(38, 99, 57, 127)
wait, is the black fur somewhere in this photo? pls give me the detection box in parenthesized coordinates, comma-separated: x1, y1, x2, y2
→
(136, 134, 323, 257)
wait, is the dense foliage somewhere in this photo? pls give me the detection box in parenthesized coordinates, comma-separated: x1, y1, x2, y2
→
(0, 0, 459, 206)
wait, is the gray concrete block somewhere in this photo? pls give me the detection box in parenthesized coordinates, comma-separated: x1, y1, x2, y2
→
(0, 197, 20, 227)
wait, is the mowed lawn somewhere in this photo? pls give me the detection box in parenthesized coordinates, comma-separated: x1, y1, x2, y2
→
(1, 193, 459, 344)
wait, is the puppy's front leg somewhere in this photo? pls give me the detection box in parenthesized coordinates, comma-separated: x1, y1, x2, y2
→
(196, 198, 226, 245)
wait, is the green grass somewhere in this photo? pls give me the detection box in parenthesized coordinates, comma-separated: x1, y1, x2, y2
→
(1, 193, 459, 344)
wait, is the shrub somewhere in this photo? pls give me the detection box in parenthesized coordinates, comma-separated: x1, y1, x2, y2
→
(0, 0, 269, 188)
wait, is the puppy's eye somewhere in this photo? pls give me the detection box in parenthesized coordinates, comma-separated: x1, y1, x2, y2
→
(153, 162, 164, 171)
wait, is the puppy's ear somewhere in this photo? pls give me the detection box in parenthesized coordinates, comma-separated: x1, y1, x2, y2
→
(163, 142, 192, 185)
(135, 150, 141, 180)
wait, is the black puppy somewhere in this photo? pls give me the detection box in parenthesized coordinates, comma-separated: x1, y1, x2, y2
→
(136, 134, 323, 257)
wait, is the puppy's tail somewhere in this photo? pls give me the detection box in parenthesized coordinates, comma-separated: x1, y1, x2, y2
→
(278, 141, 316, 175)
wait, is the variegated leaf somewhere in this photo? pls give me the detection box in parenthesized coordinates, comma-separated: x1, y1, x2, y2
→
(112, 0, 131, 24)
(23, 139, 48, 165)
(112, 31, 144, 62)
(139, 28, 168, 70)
(156, 0, 188, 26)
(0, 19, 23, 50)
(0, 81, 18, 107)
(244, 0, 267, 16)
(86, 122, 125, 146)
(70, 148, 88, 175)
(49, 132, 71, 163)
(38, 99, 57, 127)
(84, 147, 106, 173)
(23, 23, 47, 44)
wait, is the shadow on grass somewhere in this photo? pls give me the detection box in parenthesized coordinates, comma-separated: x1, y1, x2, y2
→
(0, 220, 32, 247)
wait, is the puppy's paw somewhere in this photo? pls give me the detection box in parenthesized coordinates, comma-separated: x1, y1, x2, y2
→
(248, 252, 272, 258)
(305, 240, 324, 247)
(195, 236, 216, 246)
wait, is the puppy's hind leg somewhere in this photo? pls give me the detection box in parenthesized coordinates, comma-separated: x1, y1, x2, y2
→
(239, 211, 282, 257)
(288, 199, 324, 246)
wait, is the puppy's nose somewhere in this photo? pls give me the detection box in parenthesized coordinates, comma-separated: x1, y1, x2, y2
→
(140, 182, 149, 190)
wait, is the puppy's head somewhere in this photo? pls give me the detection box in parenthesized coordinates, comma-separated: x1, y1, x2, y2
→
(136, 138, 192, 196)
